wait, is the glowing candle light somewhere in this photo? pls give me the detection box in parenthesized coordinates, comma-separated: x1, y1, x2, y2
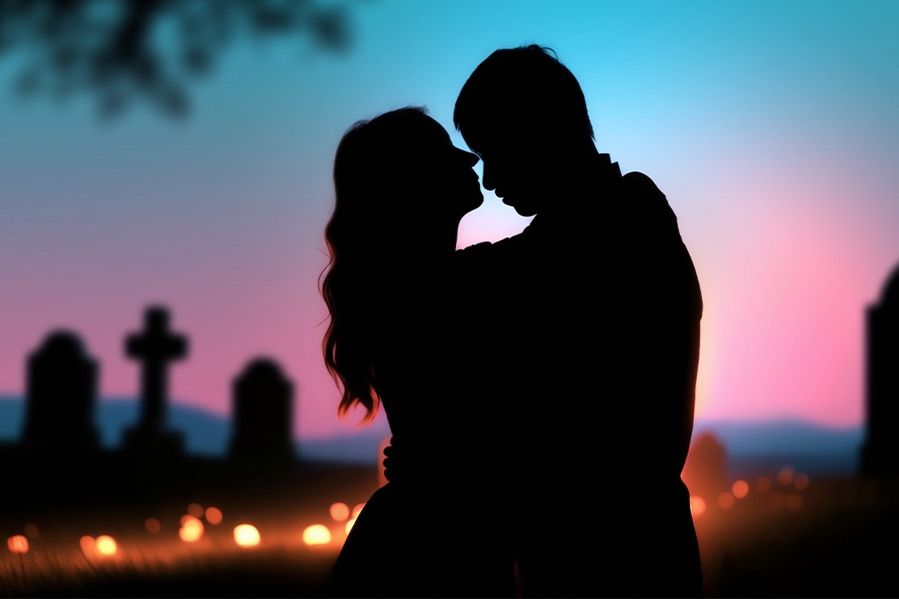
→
(233, 524, 261, 547)
(689, 496, 706, 516)
(188, 503, 204, 517)
(205, 506, 223, 525)
(145, 518, 162, 533)
(303, 524, 332, 546)
(7, 535, 29, 554)
(179, 516, 205, 542)
(732, 480, 750, 499)
(345, 518, 356, 535)
(96, 535, 117, 556)
(330, 502, 350, 522)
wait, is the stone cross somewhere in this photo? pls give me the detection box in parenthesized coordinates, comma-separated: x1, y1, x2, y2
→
(126, 306, 187, 434)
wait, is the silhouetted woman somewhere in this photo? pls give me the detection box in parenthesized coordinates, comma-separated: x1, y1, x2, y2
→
(321, 108, 512, 596)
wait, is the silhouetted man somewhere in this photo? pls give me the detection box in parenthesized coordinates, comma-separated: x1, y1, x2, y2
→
(449, 45, 703, 597)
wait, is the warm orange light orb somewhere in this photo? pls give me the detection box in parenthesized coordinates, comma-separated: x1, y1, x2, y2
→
(689, 496, 706, 516)
(732, 480, 750, 499)
(7, 535, 29, 554)
(179, 517, 205, 542)
(145, 518, 162, 533)
(777, 466, 795, 486)
(303, 524, 332, 546)
(345, 518, 356, 535)
(80, 535, 97, 556)
(96, 535, 117, 556)
(352, 503, 366, 519)
(233, 524, 261, 547)
(205, 506, 223, 525)
(330, 502, 350, 522)
(718, 492, 735, 510)
(794, 473, 810, 490)
(188, 502, 204, 517)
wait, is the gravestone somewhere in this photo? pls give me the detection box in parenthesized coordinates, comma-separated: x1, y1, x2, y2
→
(22, 331, 100, 453)
(861, 263, 899, 476)
(122, 306, 187, 457)
(228, 358, 294, 464)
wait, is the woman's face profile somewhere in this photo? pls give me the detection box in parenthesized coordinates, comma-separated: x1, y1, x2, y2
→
(409, 115, 483, 222)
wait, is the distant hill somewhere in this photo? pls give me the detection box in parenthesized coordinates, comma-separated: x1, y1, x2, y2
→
(0, 396, 863, 471)
(694, 418, 863, 475)
(0, 395, 388, 464)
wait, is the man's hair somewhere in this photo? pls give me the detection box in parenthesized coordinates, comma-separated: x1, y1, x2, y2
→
(454, 45, 594, 148)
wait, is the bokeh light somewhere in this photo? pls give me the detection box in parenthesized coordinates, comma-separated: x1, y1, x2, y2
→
(778, 467, 796, 486)
(79, 535, 96, 557)
(145, 518, 162, 533)
(188, 502, 204, 517)
(718, 492, 736, 510)
(205, 506, 224, 525)
(179, 516, 205, 542)
(95, 535, 117, 556)
(795, 474, 810, 490)
(330, 502, 350, 522)
(7, 535, 29, 554)
(690, 496, 706, 516)
(233, 524, 261, 548)
(352, 503, 366, 519)
(303, 524, 332, 546)
(732, 480, 750, 499)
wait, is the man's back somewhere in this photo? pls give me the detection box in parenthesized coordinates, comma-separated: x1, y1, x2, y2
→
(457, 159, 703, 596)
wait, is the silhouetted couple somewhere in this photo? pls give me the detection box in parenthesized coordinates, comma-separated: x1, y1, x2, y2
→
(322, 45, 703, 597)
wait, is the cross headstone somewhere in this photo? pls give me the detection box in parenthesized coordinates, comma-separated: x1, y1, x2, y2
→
(123, 306, 187, 457)
(22, 331, 99, 454)
(228, 358, 294, 464)
(861, 263, 899, 476)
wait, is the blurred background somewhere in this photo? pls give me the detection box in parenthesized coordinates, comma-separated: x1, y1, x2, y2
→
(1, 0, 898, 596)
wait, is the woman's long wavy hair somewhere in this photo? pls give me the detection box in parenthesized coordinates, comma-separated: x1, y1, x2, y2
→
(321, 107, 432, 420)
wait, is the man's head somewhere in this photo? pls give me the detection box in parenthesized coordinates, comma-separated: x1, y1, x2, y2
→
(454, 45, 596, 216)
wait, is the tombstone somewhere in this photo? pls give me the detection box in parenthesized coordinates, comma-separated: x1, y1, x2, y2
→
(122, 306, 187, 457)
(861, 263, 899, 476)
(228, 358, 295, 464)
(22, 331, 100, 453)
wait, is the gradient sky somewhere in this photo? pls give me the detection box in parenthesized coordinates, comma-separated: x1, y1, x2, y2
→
(1, 0, 897, 441)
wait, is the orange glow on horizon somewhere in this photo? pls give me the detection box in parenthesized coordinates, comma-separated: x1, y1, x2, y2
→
(732, 480, 750, 499)
(233, 524, 261, 547)
(303, 524, 332, 546)
(205, 506, 224, 525)
(7, 535, 29, 554)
